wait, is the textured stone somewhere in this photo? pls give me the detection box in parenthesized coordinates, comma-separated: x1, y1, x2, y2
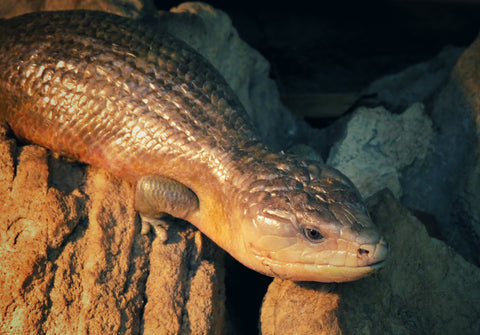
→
(366, 46, 463, 112)
(327, 103, 433, 198)
(0, 120, 226, 334)
(261, 280, 341, 335)
(367, 32, 480, 265)
(452, 32, 480, 260)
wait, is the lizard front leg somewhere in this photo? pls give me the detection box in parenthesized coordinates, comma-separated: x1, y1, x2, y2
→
(135, 175, 199, 241)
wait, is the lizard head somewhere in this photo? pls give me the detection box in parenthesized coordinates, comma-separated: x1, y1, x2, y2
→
(234, 159, 388, 282)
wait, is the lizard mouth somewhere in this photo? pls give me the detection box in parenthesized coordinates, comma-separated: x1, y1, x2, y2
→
(247, 238, 388, 283)
(255, 254, 387, 282)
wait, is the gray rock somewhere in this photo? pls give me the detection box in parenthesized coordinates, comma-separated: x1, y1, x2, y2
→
(354, 34, 480, 265)
(285, 143, 324, 163)
(366, 46, 464, 112)
(453, 32, 480, 259)
(327, 103, 434, 199)
(366, 34, 480, 265)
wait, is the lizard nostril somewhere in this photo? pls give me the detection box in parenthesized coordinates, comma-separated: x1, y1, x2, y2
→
(357, 238, 389, 265)
(358, 248, 370, 256)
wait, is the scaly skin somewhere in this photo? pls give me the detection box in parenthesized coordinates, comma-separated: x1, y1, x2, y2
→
(0, 10, 387, 282)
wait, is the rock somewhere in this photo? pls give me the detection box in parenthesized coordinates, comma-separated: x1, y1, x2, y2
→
(366, 33, 480, 265)
(452, 32, 480, 262)
(280, 92, 360, 118)
(365, 46, 464, 112)
(0, 122, 226, 334)
(261, 280, 341, 335)
(260, 190, 480, 335)
(326, 103, 434, 199)
(285, 143, 324, 163)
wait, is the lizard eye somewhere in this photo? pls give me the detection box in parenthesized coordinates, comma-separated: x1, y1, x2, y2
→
(302, 227, 324, 242)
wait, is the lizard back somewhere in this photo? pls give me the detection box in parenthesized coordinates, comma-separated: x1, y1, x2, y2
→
(0, 10, 257, 181)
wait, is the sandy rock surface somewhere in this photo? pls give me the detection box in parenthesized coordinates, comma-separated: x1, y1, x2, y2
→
(0, 124, 226, 335)
(261, 280, 341, 335)
(0, 122, 226, 334)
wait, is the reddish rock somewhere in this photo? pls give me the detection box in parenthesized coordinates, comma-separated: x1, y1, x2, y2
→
(0, 123, 226, 334)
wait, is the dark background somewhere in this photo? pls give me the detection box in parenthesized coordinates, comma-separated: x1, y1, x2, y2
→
(155, 0, 480, 96)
